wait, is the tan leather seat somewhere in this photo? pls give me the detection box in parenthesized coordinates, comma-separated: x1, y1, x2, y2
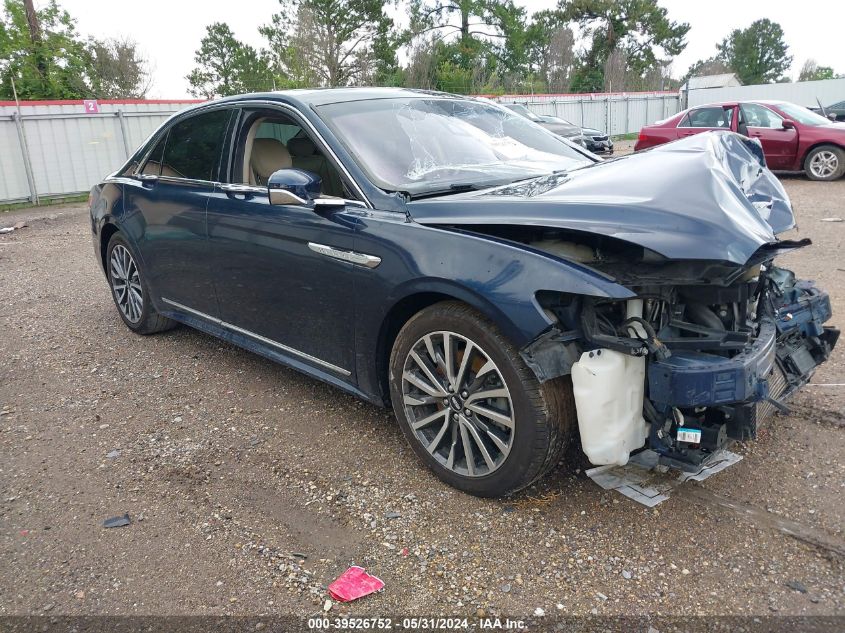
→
(250, 138, 292, 185)
(288, 136, 344, 197)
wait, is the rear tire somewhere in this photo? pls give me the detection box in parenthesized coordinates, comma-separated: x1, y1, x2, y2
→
(388, 301, 575, 497)
(106, 233, 176, 335)
(804, 145, 845, 181)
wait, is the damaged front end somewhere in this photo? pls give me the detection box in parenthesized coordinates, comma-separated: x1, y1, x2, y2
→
(410, 132, 839, 471)
(528, 245, 839, 470)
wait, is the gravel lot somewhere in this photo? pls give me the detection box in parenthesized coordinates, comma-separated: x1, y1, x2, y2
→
(0, 173, 843, 621)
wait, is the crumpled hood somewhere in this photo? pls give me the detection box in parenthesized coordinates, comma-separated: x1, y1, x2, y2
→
(407, 132, 795, 265)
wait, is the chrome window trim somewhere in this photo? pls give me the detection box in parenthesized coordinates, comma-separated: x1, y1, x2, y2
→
(129, 99, 372, 208)
(224, 99, 373, 208)
(157, 175, 218, 189)
(161, 297, 351, 376)
(131, 103, 236, 184)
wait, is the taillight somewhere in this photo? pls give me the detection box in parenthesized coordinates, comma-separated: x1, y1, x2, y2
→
(638, 132, 647, 141)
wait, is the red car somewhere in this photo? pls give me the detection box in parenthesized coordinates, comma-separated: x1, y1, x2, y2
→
(635, 100, 845, 181)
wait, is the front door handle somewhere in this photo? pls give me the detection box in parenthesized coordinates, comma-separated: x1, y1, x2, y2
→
(220, 183, 264, 198)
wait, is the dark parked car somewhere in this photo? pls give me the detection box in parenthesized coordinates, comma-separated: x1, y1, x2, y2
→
(504, 103, 613, 154)
(90, 89, 837, 497)
(810, 100, 845, 122)
(635, 100, 845, 180)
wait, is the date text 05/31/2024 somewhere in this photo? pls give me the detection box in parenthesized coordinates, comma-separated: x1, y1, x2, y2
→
(307, 617, 527, 630)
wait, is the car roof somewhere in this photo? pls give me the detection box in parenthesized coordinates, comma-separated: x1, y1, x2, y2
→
(209, 87, 461, 108)
(690, 100, 794, 108)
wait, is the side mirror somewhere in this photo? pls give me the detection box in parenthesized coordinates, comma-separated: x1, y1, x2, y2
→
(782, 119, 796, 130)
(828, 112, 837, 122)
(267, 168, 322, 206)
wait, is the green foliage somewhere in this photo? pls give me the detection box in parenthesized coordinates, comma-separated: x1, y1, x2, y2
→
(434, 60, 474, 93)
(798, 59, 837, 82)
(0, 0, 150, 99)
(569, 64, 603, 93)
(682, 56, 731, 84)
(187, 22, 279, 97)
(85, 37, 150, 99)
(716, 19, 791, 85)
(0, 0, 90, 99)
(563, 0, 689, 92)
(260, 0, 394, 88)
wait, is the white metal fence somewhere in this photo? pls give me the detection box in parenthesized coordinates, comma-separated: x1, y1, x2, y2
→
(0, 100, 199, 204)
(495, 91, 682, 137)
(0, 92, 684, 205)
(685, 77, 845, 109)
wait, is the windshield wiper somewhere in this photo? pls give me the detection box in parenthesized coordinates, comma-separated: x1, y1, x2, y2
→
(410, 183, 486, 200)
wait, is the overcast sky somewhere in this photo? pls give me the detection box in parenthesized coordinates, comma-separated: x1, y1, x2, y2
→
(55, 0, 844, 98)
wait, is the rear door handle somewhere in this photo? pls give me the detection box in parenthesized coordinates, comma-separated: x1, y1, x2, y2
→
(134, 174, 159, 188)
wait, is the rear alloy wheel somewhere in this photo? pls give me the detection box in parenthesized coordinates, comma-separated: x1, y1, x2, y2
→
(389, 301, 575, 497)
(805, 145, 845, 181)
(106, 233, 176, 334)
(110, 244, 143, 324)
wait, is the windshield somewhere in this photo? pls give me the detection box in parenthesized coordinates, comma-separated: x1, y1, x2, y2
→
(505, 103, 541, 122)
(317, 97, 592, 195)
(774, 103, 834, 126)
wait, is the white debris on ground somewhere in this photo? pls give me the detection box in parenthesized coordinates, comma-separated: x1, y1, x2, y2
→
(585, 449, 743, 507)
(0, 220, 27, 234)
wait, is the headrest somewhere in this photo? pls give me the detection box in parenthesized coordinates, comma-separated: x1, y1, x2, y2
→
(251, 138, 292, 178)
(288, 136, 317, 157)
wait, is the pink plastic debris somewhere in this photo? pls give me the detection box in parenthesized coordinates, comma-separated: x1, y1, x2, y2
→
(328, 566, 385, 602)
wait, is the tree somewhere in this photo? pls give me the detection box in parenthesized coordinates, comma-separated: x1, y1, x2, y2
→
(0, 0, 91, 99)
(798, 59, 836, 82)
(403, 35, 440, 89)
(563, 0, 689, 93)
(85, 37, 150, 98)
(524, 11, 576, 92)
(261, 0, 396, 88)
(682, 56, 732, 84)
(716, 19, 791, 85)
(407, 0, 498, 64)
(404, 0, 532, 92)
(187, 22, 277, 98)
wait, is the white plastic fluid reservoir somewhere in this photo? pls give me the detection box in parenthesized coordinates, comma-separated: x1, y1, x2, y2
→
(571, 348, 648, 466)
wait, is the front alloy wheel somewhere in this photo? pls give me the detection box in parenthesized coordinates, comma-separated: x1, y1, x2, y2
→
(401, 331, 515, 477)
(389, 301, 575, 497)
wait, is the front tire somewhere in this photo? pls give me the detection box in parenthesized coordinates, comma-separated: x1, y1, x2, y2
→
(805, 145, 845, 181)
(388, 301, 575, 497)
(106, 233, 176, 335)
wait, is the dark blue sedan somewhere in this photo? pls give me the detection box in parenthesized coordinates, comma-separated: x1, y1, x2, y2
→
(89, 88, 837, 496)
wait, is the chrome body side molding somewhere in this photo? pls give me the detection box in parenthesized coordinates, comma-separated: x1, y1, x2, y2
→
(160, 297, 351, 376)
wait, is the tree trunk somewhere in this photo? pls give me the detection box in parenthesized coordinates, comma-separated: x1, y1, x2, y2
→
(23, 0, 49, 94)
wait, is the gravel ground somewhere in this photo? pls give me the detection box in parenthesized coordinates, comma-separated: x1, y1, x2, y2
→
(0, 175, 843, 621)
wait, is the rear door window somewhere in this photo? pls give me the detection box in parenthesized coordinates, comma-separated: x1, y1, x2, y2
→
(156, 109, 232, 181)
(678, 106, 734, 128)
